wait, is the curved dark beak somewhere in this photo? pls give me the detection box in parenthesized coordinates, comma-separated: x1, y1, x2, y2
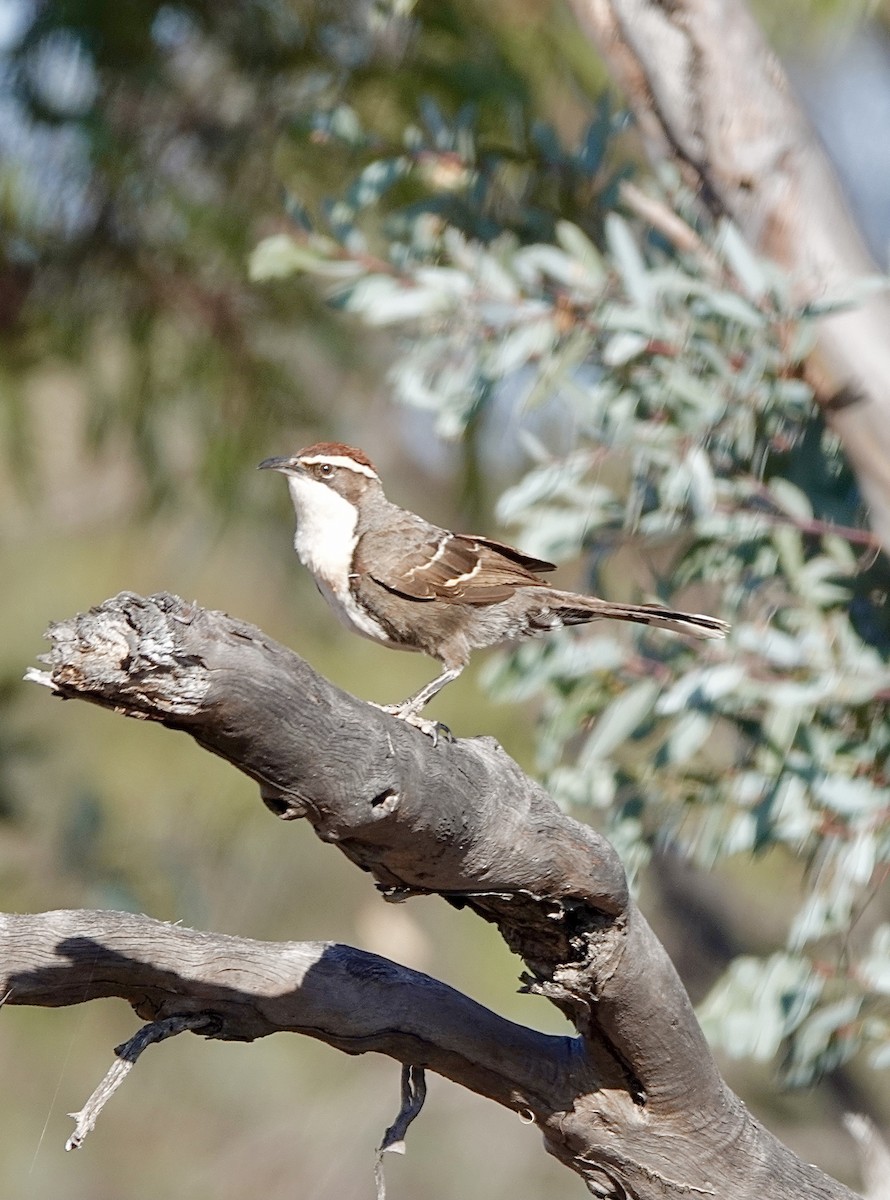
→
(258, 455, 300, 474)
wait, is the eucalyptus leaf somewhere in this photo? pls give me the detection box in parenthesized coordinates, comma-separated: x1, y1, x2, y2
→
(555, 220, 607, 288)
(699, 954, 821, 1060)
(861, 926, 890, 994)
(606, 213, 650, 307)
(665, 710, 714, 763)
(345, 278, 455, 323)
(581, 679, 661, 762)
(249, 235, 327, 281)
(716, 221, 770, 299)
(602, 332, 648, 367)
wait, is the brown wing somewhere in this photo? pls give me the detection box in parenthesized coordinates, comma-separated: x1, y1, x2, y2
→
(359, 528, 554, 606)
(469, 536, 556, 575)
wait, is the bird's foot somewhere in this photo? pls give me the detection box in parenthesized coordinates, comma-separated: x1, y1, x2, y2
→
(369, 701, 453, 747)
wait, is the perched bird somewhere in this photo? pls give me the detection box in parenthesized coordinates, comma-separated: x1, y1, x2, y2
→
(259, 442, 729, 739)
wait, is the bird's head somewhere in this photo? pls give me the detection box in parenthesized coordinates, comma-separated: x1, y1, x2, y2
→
(258, 442, 384, 523)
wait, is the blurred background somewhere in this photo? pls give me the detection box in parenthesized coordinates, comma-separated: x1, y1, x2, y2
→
(1, 1, 890, 1196)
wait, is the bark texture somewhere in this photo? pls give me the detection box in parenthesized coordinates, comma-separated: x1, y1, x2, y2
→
(570, 0, 890, 554)
(7, 591, 861, 1199)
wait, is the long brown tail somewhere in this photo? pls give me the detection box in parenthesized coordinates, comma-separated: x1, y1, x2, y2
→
(542, 593, 729, 640)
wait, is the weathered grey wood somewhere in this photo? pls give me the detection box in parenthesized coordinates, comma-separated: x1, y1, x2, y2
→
(15, 592, 860, 1198)
(0, 910, 574, 1114)
(569, 0, 890, 555)
(67, 1012, 214, 1150)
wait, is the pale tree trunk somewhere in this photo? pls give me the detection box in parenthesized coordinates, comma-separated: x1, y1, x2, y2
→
(569, 0, 890, 553)
(2, 592, 862, 1199)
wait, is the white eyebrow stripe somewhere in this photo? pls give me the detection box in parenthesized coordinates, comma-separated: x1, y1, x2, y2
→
(299, 454, 379, 479)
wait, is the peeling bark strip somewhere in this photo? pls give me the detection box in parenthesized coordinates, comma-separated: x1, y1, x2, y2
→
(570, 0, 890, 555)
(16, 593, 860, 1198)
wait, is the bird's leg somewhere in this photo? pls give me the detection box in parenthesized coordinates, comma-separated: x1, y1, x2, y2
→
(369, 666, 463, 744)
(387, 666, 463, 715)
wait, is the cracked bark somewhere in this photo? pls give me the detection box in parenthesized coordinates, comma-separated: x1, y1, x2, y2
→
(569, 0, 890, 555)
(6, 592, 861, 1199)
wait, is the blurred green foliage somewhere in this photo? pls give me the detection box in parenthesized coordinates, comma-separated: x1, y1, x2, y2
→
(2, 0, 889, 1193)
(250, 84, 890, 1088)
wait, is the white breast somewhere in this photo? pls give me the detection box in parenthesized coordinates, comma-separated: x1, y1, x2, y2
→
(286, 474, 390, 644)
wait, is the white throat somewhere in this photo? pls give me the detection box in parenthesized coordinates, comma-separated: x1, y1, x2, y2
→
(286, 473, 389, 644)
(287, 474, 357, 582)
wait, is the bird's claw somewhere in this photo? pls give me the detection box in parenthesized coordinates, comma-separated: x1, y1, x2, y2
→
(424, 718, 454, 747)
(369, 701, 453, 746)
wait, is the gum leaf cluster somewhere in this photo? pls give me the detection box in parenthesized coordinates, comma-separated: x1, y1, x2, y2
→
(251, 99, 890, 1086)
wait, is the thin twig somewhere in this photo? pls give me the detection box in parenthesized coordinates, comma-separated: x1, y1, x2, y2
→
(374, 1065, 427, 1200)
(66, 1013, 214, 1151)
(741, 482, 882, 550)
(620, 180, 723, 277)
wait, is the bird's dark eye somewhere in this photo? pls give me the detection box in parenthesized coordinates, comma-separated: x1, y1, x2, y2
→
(319, 463, 334, 477)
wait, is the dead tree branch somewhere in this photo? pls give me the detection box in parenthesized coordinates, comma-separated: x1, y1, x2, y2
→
(67, 1013, 215, 1150)
(13, 591, 861, 1199)
(0, 908, 568, 1129)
